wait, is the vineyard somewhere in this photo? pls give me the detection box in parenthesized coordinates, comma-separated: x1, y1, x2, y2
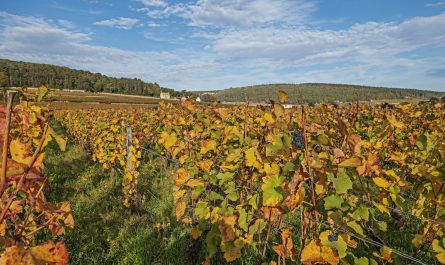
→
(0, 88, 73, 264)
(1, 88, 445, 264)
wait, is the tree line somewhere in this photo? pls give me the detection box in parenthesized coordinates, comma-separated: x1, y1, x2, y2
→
(0, 58, 179, 97)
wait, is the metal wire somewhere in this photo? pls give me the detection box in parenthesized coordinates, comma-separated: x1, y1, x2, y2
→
(302, 201, 430, 265)
(346, 191, 445, 226)
(319, 219, 429, 265)
(138, 146, 435, 264)
(140, 146, 181, 165)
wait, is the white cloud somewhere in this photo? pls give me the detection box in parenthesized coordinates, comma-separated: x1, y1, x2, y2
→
(208, 13, 445, 66)
(0, 12, 221, 88)
(139, 0, 168, 7)
(140, 0, 316, 27)
(147, 22, 160, 27)
(1, 11, 445, 91)
(183, 0, 316, 27)
(94, 17, 140, 29)
(426, 1, 445, 7)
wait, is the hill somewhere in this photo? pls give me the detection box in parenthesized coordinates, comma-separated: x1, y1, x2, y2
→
(0, 58, 178, 97)
(213, 83, 445, 104)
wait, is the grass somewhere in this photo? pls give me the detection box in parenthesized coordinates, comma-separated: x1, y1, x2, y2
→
(43, 121, 439, 265)
(44, 123, 198, 264)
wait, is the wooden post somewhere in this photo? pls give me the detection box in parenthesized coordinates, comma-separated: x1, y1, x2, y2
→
(126, 127, 135, 171)
(0, 91, 16, 195)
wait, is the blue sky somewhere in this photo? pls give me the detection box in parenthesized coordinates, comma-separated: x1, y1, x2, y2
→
(0, 0, 445, 91)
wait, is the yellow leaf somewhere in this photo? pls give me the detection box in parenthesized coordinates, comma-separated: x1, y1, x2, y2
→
(54, 135, 67, 151)
(159, 131, 177, 149)
(264, 162, 280, 176)
(338, 157, 362, 168)
(196, 160, 213, 172)
(263, 113, 274, 123)
(301, 240, 339, 265)
(200, 139, 217, 154)
(176, 200, 186, 221)
(10, 140, 32, 165)
(31, 241, 69, 264)
(373, 177, 391, 189)
(219, 216, 237, 241)
(387, 115, 404, 129)
(220, 240, 243, 262)
(380, 247, 393, 262)
(175, 168, 190, 186)
(245, 147, 262, 169)
(437, 253, 445, 264)
(372, 202, 391, 216)
(0, 241, 69, 265)
(186, 179, 205, 188)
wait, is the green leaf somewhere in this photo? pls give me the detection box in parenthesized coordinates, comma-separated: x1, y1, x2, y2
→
(356, 257, 369, 265)
(332, 170, 353, 194)
(316, 134, 329, 145)
(248, 194, 259, 210)
(191, 186, 205, 200)
(248, 219, 266, 235)
(206, 225, 221, 257)
(377, 221, 387, 232)
(261, 175, 286, 206)
(324, 195, 344, 210)
(416, 133, 427, 151)
(347, 221, 364, 236)
(352, 206, 369, 221)
(209, 191, 224, 201)
(216, 172, 235, 184)
(238, 209, 248, 232)
(37, 85, 48, 102)
(320, 231, 348, 258)
(194, 202, 209, 219)
(282, 162, 295, 173)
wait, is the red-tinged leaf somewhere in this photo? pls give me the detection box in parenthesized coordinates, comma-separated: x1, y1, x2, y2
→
(31, 241, 69, 264)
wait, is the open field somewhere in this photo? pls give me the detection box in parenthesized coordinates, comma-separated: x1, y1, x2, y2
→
(17, 87, 177, 105)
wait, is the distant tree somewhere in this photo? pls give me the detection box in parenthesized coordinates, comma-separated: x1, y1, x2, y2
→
(441, 96, 445, 103)
(201, 94, 217, 103)
(0, 58, 178, 96)
(0, 71, 8, 87)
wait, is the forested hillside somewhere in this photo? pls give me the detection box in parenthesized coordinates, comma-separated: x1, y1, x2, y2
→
(215, 83, 445, 103)
(0, 58, 177, 96)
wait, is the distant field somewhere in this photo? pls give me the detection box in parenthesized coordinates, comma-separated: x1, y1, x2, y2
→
(20, 87, 176, 105)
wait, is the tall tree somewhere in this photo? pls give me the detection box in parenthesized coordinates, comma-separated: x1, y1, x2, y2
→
(0, 71, 8, 87)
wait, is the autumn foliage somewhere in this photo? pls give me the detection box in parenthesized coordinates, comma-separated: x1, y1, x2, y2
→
(54, 93, 445, 264)
(0, 87, 73, 264)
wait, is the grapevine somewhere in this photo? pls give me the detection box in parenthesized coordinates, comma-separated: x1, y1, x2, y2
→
(54, 93, 445, 264)
(0, 87, 74, 264)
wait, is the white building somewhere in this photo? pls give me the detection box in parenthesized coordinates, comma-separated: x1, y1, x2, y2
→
(196, 96, 201, 102)
(160, 92, 170, 100)
(283, 104, 295, 109)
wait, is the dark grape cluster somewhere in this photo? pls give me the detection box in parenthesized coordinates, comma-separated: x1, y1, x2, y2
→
(292, 130, 305, 149)
(328, 232, 338, 242)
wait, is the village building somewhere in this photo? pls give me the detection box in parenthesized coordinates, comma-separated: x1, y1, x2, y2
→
(160, 92, 170, 99)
